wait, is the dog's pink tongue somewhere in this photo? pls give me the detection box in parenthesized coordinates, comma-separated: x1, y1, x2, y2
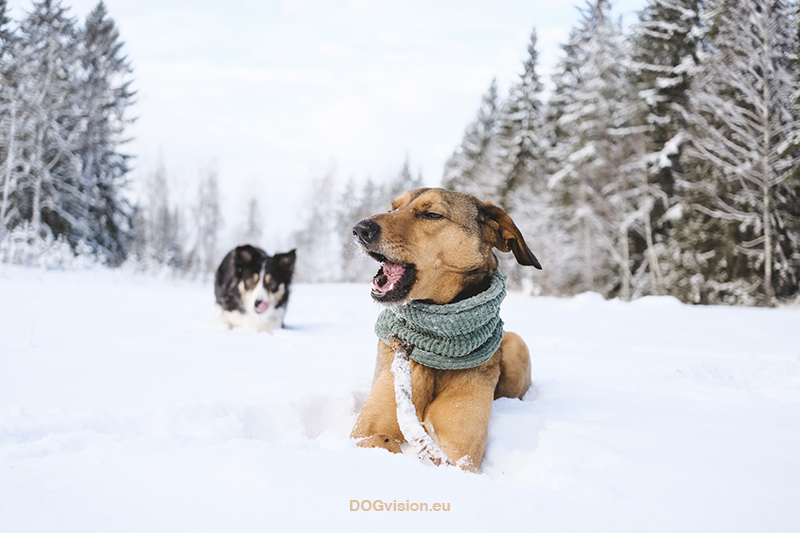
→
(373, 262, 406, 293)
(383, 263, 406, 284)
(255, 300, 270, 313)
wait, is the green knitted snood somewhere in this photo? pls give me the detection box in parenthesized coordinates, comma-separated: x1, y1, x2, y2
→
(374, 269, 506, 370)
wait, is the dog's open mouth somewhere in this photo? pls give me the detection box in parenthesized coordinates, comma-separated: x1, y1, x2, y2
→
(369, 257, 416, 303)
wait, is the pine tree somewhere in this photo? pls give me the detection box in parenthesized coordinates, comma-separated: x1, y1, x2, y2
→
(132, 160, 183, 269)
(335, 176, 360, 282)
(0, 0, 17, 239)
(496, 29, 547, 211)
(443, 78, 501, 199)
(629, 0, 703, 296)
(239, 197, 263, 246)
(0, 0, 134, 265)
(383, 155, 423, 203)
(75, 1, 134, 265)
(688, 0, 800, 304)
(631, 0, 701, 195)
(185, 166, 221, 275)
(0, 0, 10, 51)
(13, 0, 82, 243)
(336, 176, 384, 282)
(779, 1, 800, 302)
(547, 0, 637, 296)
(292, 170, 338, 282)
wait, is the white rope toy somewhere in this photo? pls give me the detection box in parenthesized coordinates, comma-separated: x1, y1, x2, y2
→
(387, 334, 454, 467)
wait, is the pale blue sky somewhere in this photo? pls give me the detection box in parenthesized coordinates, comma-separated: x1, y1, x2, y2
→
(8, 0, 645, 246)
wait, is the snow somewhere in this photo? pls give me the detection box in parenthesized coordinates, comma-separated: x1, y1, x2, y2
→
(1, 266, 799, 531)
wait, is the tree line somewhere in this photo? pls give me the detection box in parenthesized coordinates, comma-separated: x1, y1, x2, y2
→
(442, 0, 800, 306)
(2, 0, 798, 306)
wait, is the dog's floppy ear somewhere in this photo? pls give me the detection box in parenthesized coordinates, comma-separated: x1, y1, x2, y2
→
(479, 202, 542, 269)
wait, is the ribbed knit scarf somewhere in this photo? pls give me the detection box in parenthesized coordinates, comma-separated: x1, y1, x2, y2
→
(374, 269, 506, 370)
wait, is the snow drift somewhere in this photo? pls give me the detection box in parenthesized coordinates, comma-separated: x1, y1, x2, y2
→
(0, 266, 798, 532)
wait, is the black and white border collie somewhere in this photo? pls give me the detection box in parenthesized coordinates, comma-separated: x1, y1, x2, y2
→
(214, 245, 297, 332)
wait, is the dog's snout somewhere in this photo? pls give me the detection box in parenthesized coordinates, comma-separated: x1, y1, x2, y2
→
(353, 219, 381, 245)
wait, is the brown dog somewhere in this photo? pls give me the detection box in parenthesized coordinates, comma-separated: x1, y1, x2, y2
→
(350, 188, 541, 472)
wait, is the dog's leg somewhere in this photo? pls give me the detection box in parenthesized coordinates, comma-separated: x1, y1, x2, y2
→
(494, 331, 532, 400)
(421, 356, 501, 472)
(388, 336, 453, 467)
(351, 365, 404, 452)
(351, 340, 435, 454)
(349, 342, 411, 453)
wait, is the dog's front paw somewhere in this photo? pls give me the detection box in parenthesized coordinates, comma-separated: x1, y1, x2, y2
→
(354, 434, 403, 454)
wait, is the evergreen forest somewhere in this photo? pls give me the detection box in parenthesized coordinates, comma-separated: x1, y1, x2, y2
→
(2, 0, 799, 306)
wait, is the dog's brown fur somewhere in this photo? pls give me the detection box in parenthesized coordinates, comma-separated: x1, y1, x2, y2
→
(350, 188, 540, 472)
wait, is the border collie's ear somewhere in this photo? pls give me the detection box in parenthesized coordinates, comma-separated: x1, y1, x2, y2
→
(275, 249, 297, 273)
(236, 246, 253, 264)
(479, 201, 542, 269)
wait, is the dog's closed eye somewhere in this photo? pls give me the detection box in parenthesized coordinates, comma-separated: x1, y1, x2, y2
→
(419, 211, 444, 220)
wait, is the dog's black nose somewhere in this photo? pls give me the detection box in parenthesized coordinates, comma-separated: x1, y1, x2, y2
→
(353, 219, 380, 245)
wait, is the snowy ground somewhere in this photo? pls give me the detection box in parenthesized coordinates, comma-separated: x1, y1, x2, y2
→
(1, 266, 798, 532)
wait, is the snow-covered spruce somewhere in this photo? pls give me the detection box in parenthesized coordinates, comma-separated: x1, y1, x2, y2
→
(387, 334, 454, 468)
(0, 2, 135, 266)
